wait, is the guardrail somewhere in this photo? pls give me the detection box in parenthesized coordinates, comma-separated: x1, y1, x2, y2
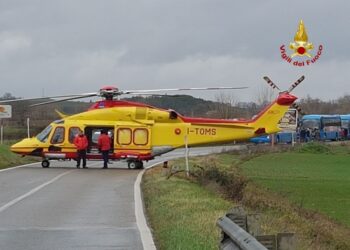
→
(217, 215, 267, 250)
(217, 207, 295, 250)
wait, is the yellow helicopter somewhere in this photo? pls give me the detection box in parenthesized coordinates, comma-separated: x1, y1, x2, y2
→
(1, 76, 304, 168)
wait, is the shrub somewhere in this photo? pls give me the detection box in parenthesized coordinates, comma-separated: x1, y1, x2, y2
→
(193, 162, 248, 201)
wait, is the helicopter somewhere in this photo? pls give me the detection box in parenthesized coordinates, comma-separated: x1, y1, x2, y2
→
(1, 76, 304, 169)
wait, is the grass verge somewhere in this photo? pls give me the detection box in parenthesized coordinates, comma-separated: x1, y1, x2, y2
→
(142, 166, 232, 250)
(0, 142, 37, 169)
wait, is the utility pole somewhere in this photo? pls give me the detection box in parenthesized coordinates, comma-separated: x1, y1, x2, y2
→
(27, 117, 30, 138)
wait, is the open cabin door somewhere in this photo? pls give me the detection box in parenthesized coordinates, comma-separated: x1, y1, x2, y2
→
(115, 125, 151, 154)
(84, 126, 114, 156)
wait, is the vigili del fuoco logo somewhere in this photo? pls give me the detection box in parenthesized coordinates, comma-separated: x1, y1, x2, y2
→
(280, 20, 323, 66)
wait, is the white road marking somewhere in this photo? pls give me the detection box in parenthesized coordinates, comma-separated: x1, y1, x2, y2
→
(133, 151, 228, 250)
(0, 162, 40, 173)
(0, 170, 74, 213)
(134, 162, 161, 250)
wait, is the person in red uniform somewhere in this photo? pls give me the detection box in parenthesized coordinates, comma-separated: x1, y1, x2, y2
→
(73, 131, 89, 168)
(98, 129, 111, 169)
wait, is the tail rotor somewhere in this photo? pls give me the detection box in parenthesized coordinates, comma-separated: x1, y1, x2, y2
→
(287, 75, 305, 93)
(263, 76, 281, 91)
(291, 103, 305, 115)
(262, 75, 306, 115)
(263, 75, 305, 94)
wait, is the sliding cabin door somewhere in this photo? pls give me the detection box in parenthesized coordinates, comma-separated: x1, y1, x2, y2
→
(115, 126, 151, 156)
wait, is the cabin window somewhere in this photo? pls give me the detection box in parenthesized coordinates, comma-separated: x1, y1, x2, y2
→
(51, 127, 65, 144)
(37, 125, 52, 143)
(69, 127, 82, 143)
(117, 128, 132, 145)
(133, 128, 148, 145)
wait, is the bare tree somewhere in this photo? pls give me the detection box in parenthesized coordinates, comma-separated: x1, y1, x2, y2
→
(0, 92, 16, 100)
(214, 92, 238, 119)
(255, 85, 275, 107)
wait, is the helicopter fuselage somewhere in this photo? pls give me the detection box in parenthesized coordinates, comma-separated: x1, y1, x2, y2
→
(11, 92, 297, 168)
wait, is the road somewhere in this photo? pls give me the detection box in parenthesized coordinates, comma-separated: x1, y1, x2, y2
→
(0, 145, 244, 250)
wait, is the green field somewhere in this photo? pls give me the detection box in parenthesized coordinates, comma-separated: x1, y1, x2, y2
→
(143, 143, 350, 249)
(241, 150, 350, 226)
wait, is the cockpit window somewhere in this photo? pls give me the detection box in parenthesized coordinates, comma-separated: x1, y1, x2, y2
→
(37, 125, 52, 143)
(69, 127, 82, 143)
(51, 127, 65, 144)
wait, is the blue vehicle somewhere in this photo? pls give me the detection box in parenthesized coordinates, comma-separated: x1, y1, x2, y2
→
(250, 132, 296, 144)
(340, 114, 350, 139)
(299, 114, 341, 141)
(276, 132, 296, 144)
(249, 135, 271, 144)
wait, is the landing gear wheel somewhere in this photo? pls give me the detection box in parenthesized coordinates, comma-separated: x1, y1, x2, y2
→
(128, 161, 137, 169)
(128, 160, 144, 169)
(41, 160, 50, 168)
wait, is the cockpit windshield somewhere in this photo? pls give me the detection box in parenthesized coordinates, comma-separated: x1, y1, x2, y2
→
(36, 125, 52, 142)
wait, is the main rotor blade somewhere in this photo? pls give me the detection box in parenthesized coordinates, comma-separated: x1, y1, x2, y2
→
(0, 93, 97, 104)
(123, 93, 186, 97)
(30, 94, 97, 107)
(263, 76, 280, 91)
(122, 86, 248, 94)
(287, 75, 305, 93)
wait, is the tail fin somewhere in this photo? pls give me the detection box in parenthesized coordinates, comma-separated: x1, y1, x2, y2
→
(249, 92, 297, 135)
(250, 75, 304, 135)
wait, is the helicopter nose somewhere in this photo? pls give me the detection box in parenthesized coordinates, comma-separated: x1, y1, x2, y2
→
(11, 138, 39, 155)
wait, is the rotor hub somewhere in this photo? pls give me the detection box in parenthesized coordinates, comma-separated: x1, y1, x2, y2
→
(99, 86, 120, 100)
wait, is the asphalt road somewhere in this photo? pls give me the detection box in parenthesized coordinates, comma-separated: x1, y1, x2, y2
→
(0, 145, 244, 250)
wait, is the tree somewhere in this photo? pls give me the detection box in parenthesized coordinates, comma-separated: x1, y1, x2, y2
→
(213, 92, 237, 119)
(0, 92, 16, 100)
(255, 85, 274, 107)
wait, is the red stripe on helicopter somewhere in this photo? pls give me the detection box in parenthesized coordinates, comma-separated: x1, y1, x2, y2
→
(179, 93, 297, 124)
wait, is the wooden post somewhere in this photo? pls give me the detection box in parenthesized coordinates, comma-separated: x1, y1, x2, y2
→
(0, 119, 3, 144)
(185, 135, 189, 177)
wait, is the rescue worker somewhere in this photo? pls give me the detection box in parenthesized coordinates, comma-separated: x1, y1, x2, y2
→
(73, 131, 89, 168)
(98, 129, 111, 169)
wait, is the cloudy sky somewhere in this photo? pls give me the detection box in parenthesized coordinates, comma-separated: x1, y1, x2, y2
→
(0, 0, 349, 103)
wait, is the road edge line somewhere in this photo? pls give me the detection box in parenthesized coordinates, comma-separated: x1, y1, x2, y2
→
(0, 162, 40, 173)
(134, 162, 160, 250)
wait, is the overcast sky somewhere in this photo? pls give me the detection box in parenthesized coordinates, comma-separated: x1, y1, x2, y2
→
(0, 0, 349, 103)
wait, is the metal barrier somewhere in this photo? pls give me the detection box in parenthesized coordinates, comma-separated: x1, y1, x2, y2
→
(217, 216, 268, 250)
(217, 208, 295, 250)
